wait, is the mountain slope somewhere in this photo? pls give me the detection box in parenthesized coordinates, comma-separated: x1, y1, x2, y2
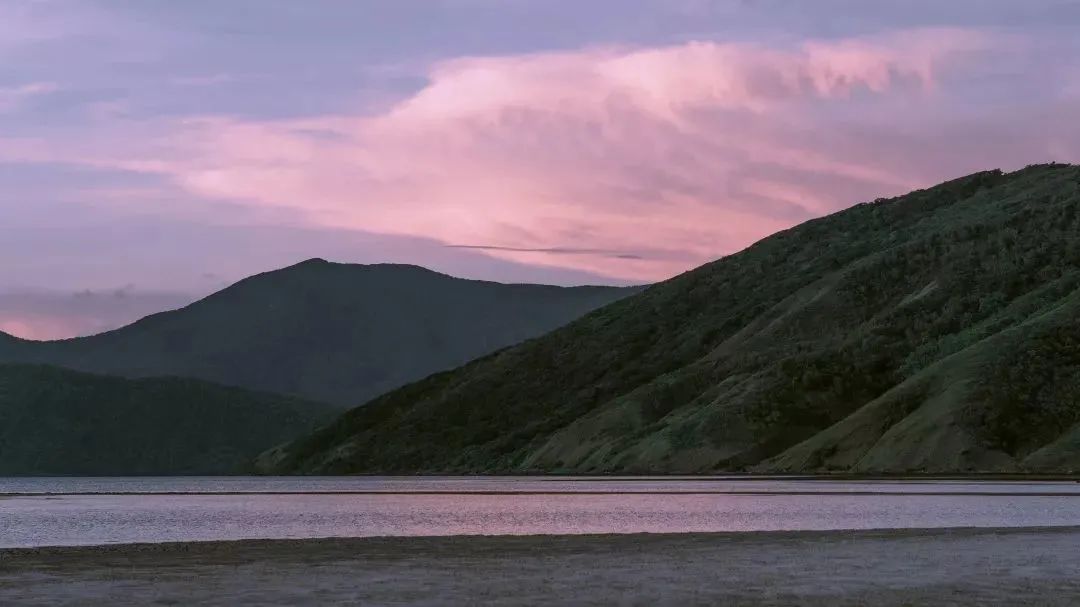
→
(0, 262, 635, 406)
(0, 364, 336, 475)
(260, 164, 1080, 475)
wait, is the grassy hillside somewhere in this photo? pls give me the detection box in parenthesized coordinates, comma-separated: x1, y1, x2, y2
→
(0, 262, 635, 406)
(261, 164, 1080, 475)
(0, 364, 336, 475)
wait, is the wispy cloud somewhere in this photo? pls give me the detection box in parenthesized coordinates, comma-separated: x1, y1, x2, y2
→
(12, 27, 1025, 281)
(168, 74, 235, 87)
(447, 245, 645, 260)
(0, 82, 58, 113)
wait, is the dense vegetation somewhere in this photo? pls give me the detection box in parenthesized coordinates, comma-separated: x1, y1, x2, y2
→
(0, 262, 634, 406)
(0, 364, 336, 475)
(261, 164, 1080, 475)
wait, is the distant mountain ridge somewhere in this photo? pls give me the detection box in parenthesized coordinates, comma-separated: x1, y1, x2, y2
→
(260, 164, 1080, 475)
(0, 260, 637, 406)
(0, 364, 335, 475)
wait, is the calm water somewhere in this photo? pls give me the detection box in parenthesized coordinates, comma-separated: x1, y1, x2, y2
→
(3, 477, 1080, 548)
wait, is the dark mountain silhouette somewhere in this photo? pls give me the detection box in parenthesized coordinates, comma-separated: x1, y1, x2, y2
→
(0, 261, 636, 406)
(260, 164, 1080, 475)
(0, 364, 335, 475)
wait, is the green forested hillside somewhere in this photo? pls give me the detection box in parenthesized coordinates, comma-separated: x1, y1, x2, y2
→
(0, 365, 336, 475)
(261, 164, 1080, 475)
(0, 263, 634, 406)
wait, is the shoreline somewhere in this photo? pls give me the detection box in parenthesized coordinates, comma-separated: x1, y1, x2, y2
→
(4, 526, 1080, 605)
(3, 524, 1080, 558)
(7, 488, 1080, 497)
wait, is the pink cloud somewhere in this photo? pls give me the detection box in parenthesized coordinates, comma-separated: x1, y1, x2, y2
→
(0, 290, 194, 340)
(0, 82, 58, 113)
(11, 26, 1077, 282)
(0, 315, 83, 341)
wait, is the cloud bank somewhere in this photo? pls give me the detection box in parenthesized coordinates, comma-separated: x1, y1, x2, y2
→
(116, 29, 1077, 279)
(2, 2, 1079, 337)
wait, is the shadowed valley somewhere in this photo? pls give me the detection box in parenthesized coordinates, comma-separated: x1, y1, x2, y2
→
(0, 364, 336, 475)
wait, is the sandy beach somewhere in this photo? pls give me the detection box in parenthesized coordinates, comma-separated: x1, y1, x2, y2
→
(2, 526, 1079, 605)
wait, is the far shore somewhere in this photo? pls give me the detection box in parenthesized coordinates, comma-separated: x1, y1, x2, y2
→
(4, 472, 1080, 480)
(3, 526, 1080, 606)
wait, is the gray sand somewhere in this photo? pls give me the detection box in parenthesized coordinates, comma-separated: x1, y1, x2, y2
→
(2, 527, 1080, 605)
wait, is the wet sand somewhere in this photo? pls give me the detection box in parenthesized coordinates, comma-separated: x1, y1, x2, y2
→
(2, 527, 1079, 606)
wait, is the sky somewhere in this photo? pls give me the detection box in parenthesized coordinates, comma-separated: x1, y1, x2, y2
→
(2, 0, 1079, 339)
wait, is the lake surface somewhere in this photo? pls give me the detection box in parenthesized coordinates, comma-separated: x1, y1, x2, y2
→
(3, 476, 1080, 548)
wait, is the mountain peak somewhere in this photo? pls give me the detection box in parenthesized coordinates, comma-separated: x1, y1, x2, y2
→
(0, 261, 634, 406)
(278, 258, 440, 277)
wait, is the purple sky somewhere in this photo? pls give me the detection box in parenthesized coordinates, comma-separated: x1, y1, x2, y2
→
(2, 0, 1079, 339)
